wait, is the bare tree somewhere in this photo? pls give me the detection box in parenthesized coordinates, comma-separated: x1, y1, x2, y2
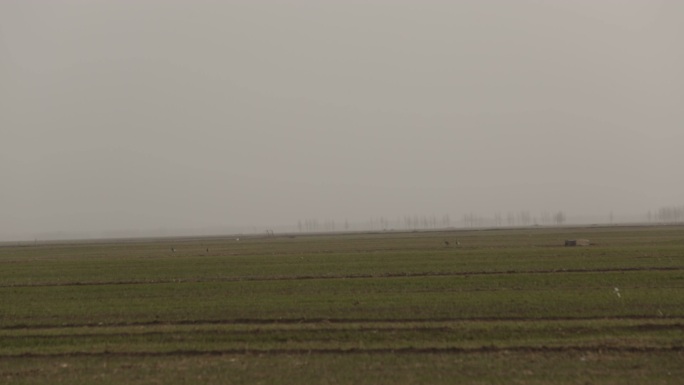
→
(494, 212, 502, 227)
(518, 211, 532, 226)
(540, 211, 551, 226)
(463, 213, 474, 228)
(553, 211, 566, 226)
(655, 206, 684, 223)
(506, 212, 515, 227)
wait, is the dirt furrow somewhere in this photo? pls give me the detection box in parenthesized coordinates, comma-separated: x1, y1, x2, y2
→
(4, 316, 684, 331)
(2, 345, 682, 359)
(2, 266, 682, 288)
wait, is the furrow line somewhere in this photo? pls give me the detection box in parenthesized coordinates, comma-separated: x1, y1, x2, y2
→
(2, 345, 682, 359)
(2, 266, 682, 288)
(4, 316, 684, 330)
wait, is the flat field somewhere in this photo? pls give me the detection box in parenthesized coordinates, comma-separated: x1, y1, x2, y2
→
(1, 225, 683, 384)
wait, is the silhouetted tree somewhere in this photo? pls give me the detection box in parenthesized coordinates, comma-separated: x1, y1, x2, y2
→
(553, 211, 566, 225)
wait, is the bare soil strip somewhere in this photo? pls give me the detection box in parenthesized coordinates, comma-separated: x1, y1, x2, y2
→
(2, 266, 682, 288)
(4, 316, 683, 331)
(2, 345, 682, 359)
(3, 323, 682, 340)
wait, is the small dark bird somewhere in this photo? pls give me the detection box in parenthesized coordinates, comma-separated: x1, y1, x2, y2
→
(444, 240, 450, 246)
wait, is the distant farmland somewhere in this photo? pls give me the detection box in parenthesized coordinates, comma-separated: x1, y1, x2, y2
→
(1, 226, 683, 384)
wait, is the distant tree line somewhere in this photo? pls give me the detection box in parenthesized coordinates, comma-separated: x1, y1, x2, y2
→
(648, 206, 684, 223)
(296, 210, 572, 233)
(290, 205, 684, 234)
(297, 215, 451, 232)
(464, 210, 566, 228)
(401, 214, 451, 230)
(298, 219, 345, 232)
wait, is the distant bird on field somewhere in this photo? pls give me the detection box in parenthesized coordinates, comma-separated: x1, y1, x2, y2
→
(444, 240, 450, 246)
(171, 247, 176, 252)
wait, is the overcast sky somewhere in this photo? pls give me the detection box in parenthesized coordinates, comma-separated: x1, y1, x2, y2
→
(1, 1, 683, 240)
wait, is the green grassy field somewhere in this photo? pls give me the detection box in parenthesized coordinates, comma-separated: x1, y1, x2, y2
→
(1, 225, 683, 384)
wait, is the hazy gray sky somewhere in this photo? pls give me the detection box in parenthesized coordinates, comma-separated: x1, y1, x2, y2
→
(1, 1, 683, 239)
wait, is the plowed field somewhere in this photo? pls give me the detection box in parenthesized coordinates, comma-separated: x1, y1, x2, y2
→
(1, 226, 683, 384)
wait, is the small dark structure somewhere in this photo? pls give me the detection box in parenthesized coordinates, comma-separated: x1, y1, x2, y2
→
(565, 239, 590, 247)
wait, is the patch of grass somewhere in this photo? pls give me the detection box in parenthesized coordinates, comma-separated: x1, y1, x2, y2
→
(1, 351, 683, 385)
(0, 319, 681, 356)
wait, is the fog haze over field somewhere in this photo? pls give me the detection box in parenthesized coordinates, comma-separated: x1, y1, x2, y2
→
(1, 1, 683, 240)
